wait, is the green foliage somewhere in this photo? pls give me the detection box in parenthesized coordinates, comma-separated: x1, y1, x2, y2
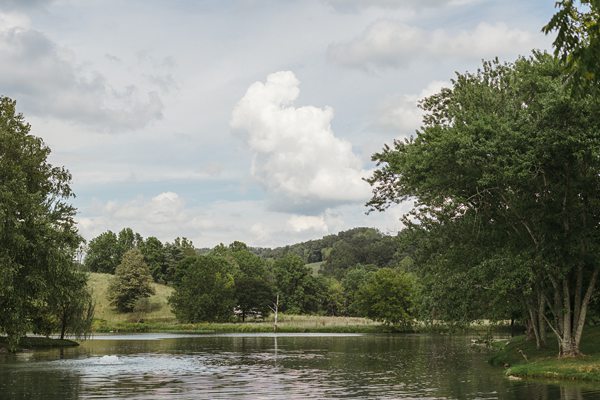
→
(273, 254, 324, 314)
(354, 268, 417, 326)
(367, 52, 600, 355)
(45, 266, 94, 340)
(84, 227, 143, 274)
(322, 228, 399, 277)
(84, 231, 119, 273)
(139, 236, 166, 282)
(341, 265, 377, 316)
(228, 243, 275, 321)
(319, 276, 345, 316)
(108, 248, 155, 312)
(0, 96, 83, 351)
(169, 254, 237, 322)
(544, 0, 600, 89)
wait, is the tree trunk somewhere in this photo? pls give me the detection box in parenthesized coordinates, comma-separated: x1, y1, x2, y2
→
(60, 315, 67, 340)
(537, 292, 546, 347)
(545, 268, 598, 358)
(527, 305, 541, 349)
(273, 294, 279, 332)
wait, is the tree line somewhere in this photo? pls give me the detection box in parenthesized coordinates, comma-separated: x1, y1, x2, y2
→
(84, 227, 418, 326)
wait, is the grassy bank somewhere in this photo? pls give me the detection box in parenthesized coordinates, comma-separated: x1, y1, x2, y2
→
(0, 337, 79, 352)
(92, 314, 384, 334)
(490, 326, 600, 382)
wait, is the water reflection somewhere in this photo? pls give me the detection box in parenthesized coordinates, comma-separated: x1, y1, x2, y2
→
(0, 334, 599, 399)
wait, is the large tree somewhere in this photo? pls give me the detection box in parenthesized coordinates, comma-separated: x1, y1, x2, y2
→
(355, 268, 417, 327)
(367, 53, 600, 357)
(225, 242, 275, 322)
(0, 97, 85, 350)
(108, 248, 155, 312)
(84, 231, 119, 273)
(169, 254, 237, 322)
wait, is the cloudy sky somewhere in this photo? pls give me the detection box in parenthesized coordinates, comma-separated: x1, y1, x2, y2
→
(1, 0, 555, 248)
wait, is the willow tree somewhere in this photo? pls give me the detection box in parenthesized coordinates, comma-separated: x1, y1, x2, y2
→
(0, 97, 85, 350)
(367, 53, 600, 357)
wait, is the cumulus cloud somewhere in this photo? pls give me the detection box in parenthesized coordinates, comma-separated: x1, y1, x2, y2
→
(328, 20, 542, 70)
(231, 71, 371, 213)
(378, 80, 449, 136)
(0, 13, 163, 131)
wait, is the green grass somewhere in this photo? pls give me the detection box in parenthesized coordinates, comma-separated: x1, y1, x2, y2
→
(92, 313, 383, 334)
(490, 326, 600, 382)
(88, 272, 176, 323)
(305, 261, 324, 276)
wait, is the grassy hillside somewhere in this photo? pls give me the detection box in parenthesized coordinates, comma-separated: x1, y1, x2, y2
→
(305, 261, 323, 276)
(87, 272, 176, 323)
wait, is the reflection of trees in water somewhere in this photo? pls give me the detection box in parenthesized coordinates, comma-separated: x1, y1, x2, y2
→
(513, 384, 585, 400)
(0, 367, 82, 400)
(561, 386, 584, 400)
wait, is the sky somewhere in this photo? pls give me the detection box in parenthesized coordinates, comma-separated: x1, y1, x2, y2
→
(0, 0, 556, 248)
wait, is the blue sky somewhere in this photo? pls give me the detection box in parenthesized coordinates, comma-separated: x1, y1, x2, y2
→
(0, 0, 555, 247)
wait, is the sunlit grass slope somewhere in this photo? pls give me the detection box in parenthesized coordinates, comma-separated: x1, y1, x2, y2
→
(87, 272, 176, 323)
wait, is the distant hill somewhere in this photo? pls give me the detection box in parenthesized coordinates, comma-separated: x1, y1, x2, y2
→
(250, 227, 407, 277)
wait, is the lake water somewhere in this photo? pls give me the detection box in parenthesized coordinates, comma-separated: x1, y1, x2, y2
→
(0, 333, 598, 399)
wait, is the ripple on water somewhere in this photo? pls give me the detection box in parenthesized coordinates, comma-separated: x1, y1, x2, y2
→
(48, 353, 223, 377)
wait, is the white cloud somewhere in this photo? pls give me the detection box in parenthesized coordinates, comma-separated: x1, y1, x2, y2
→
(287, 215, 328, 233)
(328, 20, 543, 70)
(324, 0, 481, 12)
(231, 71, 371, 213)
(76, 192, 408, 248)
(378, 80, 449, 136)
(0, 13, 163, 131)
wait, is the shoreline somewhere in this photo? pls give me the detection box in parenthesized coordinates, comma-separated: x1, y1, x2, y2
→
(489, 327, 600, 383)
(0, 337, 79, 352)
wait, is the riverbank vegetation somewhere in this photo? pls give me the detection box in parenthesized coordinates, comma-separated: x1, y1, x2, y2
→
(490, 327, 600, 382)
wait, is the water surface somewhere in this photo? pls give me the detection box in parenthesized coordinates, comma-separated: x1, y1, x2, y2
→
(0, 333, 598, 399)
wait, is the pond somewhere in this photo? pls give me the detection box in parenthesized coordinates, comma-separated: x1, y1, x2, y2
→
(0, 333, 598, 399)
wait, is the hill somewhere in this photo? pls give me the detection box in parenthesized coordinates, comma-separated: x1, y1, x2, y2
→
(87, 272, 176, 323)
